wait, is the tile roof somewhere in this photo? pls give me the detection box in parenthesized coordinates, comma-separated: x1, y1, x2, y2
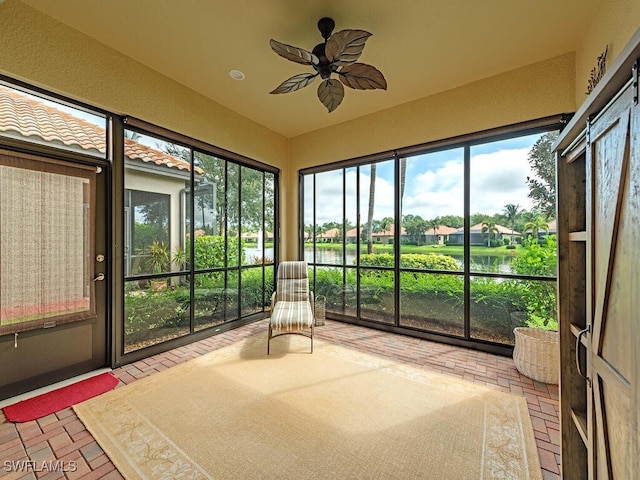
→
(0, 85, 198, 173)
(452, 223, 520, 235)
(373, 224, 406, 236)
(426, 225, 458, 235)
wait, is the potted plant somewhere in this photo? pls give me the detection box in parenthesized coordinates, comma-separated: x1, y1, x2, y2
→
(172, 245, 187, 270)
(146, 241, 170, 291)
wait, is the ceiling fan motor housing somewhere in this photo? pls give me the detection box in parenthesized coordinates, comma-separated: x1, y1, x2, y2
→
(312, 43, 334, 79)
(317, 17, 335, 39)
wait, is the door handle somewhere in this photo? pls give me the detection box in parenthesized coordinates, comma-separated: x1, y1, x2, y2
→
(576, 325, 590, 385)
(93, 273, 105, 282)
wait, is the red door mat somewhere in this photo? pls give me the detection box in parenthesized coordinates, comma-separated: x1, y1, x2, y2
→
(3, 372, 119, 422)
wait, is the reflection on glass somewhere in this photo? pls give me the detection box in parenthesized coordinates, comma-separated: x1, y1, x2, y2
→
(399, 272, 464, 336)
(124, 278, 190, 353)
(400, 149, 464, 271)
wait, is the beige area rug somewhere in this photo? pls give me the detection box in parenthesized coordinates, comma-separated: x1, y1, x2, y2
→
(74, 335, 542, 480)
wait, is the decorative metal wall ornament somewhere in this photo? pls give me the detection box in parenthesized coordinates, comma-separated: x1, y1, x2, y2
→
(586, 45, 608, 94)
(269, 17, 387, 112)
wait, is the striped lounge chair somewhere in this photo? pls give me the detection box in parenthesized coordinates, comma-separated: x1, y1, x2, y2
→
(267, 261, 314, 354)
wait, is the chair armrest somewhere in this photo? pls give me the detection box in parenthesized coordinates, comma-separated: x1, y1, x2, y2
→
(271, 291, 277, 310)
(310, 291, 314, 317)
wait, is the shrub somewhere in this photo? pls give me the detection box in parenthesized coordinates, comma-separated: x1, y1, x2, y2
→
(359, 252, 458, 271)
(503, 237, 511, 245)
(240, 266, 274, 308)
(511, 235, 557, 277)
(124, 288, 190, 344)
(192, 235, 242, 269)
(191, 235, 243, 287)
(511, 236, 558, 330)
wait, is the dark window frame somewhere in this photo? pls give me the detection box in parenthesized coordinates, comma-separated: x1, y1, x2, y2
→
(299, 115, 568, 356)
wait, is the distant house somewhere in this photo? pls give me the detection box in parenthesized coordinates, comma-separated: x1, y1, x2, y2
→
(372, 224, 406, 244)
(241, 230, 274, 243)
(547, 219, 557, 236)
(424, 225, 458, 245)
(346, 228, 359, 244)
(317, 227, 342, 243)
(448, 223, 519, 246)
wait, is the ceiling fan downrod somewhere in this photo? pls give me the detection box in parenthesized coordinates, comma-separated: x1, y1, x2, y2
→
(313, 18, 337, 79)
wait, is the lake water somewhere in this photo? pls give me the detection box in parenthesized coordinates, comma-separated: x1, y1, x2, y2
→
(303, 247, 517, 274)
(245, 246, 517, 274)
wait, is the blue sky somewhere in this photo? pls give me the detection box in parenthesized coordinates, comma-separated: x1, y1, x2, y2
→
(305, 133, 547, 226)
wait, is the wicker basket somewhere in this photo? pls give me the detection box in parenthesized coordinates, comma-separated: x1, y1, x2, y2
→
(314, 295, 326, 326)
(513, 327, 560, 384)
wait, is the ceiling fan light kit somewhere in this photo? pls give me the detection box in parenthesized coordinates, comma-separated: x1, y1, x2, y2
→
(270, 17, 387, 112)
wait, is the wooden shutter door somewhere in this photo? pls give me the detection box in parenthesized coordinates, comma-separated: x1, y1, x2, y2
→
(587, 83, 638, 479)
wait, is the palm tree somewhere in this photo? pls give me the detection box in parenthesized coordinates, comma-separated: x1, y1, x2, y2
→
(366, 163, 377, 254)
(481, 221, 499, 247)
(524, 216, 549, 241)
(399, 157, 407, 209)
(503, 203, 521, 242)
(304, 224, 314, 242)
(427, 219, 439, 244)
(380, 216, 393, 235)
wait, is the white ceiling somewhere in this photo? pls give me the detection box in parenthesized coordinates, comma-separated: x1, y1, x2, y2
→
(20, 0, 598, 138)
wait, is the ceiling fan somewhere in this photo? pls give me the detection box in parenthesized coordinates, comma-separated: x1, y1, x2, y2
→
(269, 17, 387, 112)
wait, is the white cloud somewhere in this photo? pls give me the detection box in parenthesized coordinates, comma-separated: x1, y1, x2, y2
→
(305, 147, 539, 225)
(469, 148, 535, 215)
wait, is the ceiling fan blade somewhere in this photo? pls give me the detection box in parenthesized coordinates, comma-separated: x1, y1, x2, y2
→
(325, 30, 372, 66)
(317, 79, 344, 112)
(270, 39, 319, 66)
(339, 63, 387, 90)
(270, 73, 318, 94)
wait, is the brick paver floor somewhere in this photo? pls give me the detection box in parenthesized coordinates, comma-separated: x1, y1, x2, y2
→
(0, 319, 560, 479)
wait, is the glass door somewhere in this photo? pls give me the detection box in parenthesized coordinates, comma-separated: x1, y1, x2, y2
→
(0, 149, 108, 400)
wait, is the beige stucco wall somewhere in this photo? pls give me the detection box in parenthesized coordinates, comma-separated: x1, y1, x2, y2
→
(575, 0, 640, 107)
